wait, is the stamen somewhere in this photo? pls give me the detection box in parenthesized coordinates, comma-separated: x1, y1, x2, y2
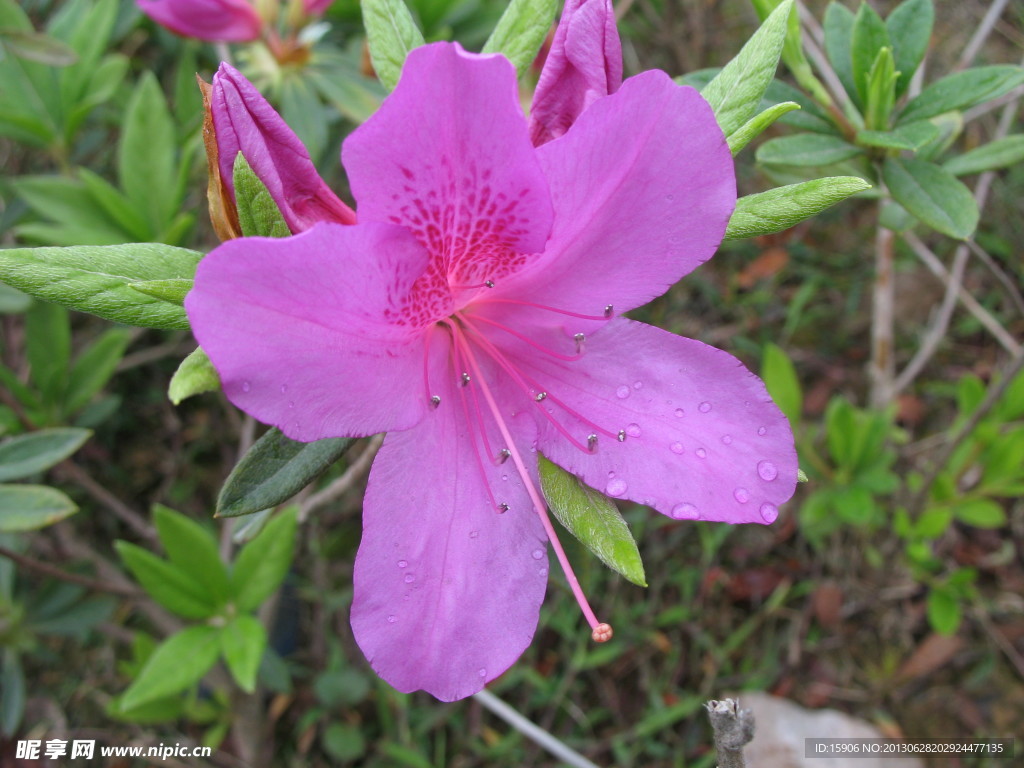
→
(461, 372, 471, 386)
(535, 392, 547, 402)
(604, 305, 614, 318)
(587, 433, 598, 452)
(430, 395, 441, 408)
(475, 297, 611, 322)
(497, 502, 509, 513)
(452, 323, 609, 636)
(497, 448, 511, 464)
(617, 430, 626, 442)
(484, 280, 495, 288)
(422, 326, 440, 408)
(574, 333, 585, 354)
(466, 314, 582, 362)
(449, 281, 493, 291)
(591, 623, 613, 643)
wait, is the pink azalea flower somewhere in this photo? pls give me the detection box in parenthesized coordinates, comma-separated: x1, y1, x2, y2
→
(211, 63, 356, 232)
(303, 0, 334, 14)
(529, 0, 623, 146)
(186, 42, 796, 701)
(137, 0, 263, 42)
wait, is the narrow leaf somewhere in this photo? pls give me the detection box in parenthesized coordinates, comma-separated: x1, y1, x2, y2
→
(756, 133, 862, 166)
(761, 344, 802, 426)
(233, 154, 290, 239)
(724, 176, 870, 240)
(1, 28, 77, 66)
(823, 2, 857, 104)
(230, 507, 297, 612)
(129, 278, 192, 305)
(886, 0, 933, 96)
(362, 0, 425, 91)
(153, 505, 230, 603)
(0, 484, 77, 531)
(0, 244, 202, 329)
(856, 120, 938, 150)
(120, 626, 221, 710)
(65, 328, 131, 414)
(0, 428, 91, 481)
(216, 428, 353, 518)
(538, 455, 646, 587)
(701, 0, 792, 137)
(168, 347, 221, 405)
(114, 541, 216, 619)
(863, 47, 897, 131)
(0, 651, 26, 737)
(950, 498, 1006, 529)
(482, 0, 560, 78)
(899, 66, 1024, 124)
(943, 135, 1024, 176)
(728, 101, 800, 156)
(850, 2, 889, 107)
(882, 156, 978, 239)
(220, 614, 267, 693)
(119, 71, 176, 231)
(25, 300, 69, 406)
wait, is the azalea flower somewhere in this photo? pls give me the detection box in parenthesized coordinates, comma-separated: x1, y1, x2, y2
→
(137, 0, 264, 42)
(187, 42, 797, 701)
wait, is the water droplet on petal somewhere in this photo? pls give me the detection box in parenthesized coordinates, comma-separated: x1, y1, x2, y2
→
(241, 381, 251, 393)
(633, 380, 643, 390)
(760, 502, 779, 523)
(279, 383, 288, 394)
(757, 460, 778, 481)
(674, 408, 685, 418)
(469, 530, 479, 539)
(698, 401, 712, 413)
(403, 574, 415, 583)
(397, 560, 408, 568)
(626, 423, 642, 437)
(616, 385, 631, 399)
(670, 442, 685, 455)
(288, 400, 295, 409)
(531, 549, 545, 560)
(538, 566, 548, 577)
(606, 478, 627, 497)
(757, 426, 767, 436)
(607, 470, 615, 478)
(501, 474, 508, 482)
(478, 668, 487, 678)
(733, 487, 750, 504)
(671, 503, 699, 520)
(695, 448, 707, 459)
(387, 615, 397, 623)
(721, 434, 733, 445)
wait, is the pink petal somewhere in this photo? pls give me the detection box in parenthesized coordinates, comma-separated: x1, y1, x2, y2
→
(185, 222, 429, 441)
(495, 71, 734, 324)
(302, 0, 333, 14)
(212, 64, 356, 232)
(342, 43, 553, 316)
(529, 0, 622, 146)
(137, 0, 262, 42)
(351, 338, 546, 701)
(507, 319, 797, 524)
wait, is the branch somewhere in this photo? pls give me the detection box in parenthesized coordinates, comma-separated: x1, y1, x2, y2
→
(705, 698, 755, 768)
(299, 434, 383, 521)
(958, 0, 1012, 70)
(0, 545, 142, 597)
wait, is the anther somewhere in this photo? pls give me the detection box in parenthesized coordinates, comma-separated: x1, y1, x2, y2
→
(497, 448, 511, 464)
(484, 280, 495, 288)
(461, 372, 471, 386)
(574, 333, 585, 353)
(604, 305, 614, 318)
(617, 430, 626, 442)
(497, 502, 509, 513)
(587, 433, 598, 452)
(535, 392, 547, 402)
(430, 395, 441, 408)
(591, 623, 614, 643)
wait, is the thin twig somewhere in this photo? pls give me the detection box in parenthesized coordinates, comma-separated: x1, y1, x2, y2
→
(0, 545, 142, 597)
(473, 689, 602, 768)
(299, 434, 383, 521)
(55, 462, 157, 542)
(973, 604, 1024, 682)
(705, 698, 755, 768)
(966, 240, 1024, 317)
(870, 223, 896, 407)
(957, 0, 1012, 70)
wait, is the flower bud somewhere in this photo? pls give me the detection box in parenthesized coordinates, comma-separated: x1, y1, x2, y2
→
(137, 0, 263, 42)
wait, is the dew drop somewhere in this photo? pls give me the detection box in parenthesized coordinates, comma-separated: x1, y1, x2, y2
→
(241, 381, 251, 393)
(695, 447, 707, 459)
(698, 401, 712, 413)
(387, 615, 397, 623)
(671, 502, 699, 520)
(616, 385, 631, 399)
(538, 566, 548, 577)
(606, 478, 628, 497)
(469, 530, 479, 539)
(674, 408, 685, 418)
(607, 470, 615, 478)
(288, 400, 295, 409)
(531, 549, 545, 560)
(733, 487, 750, 504)
(670, 442, 685, 455)
(397, 560, 408, 568)
(478, 668, 487, 678)
(757, 460, 778, 481)
(633, 380, 643, 390)
(501, 474, 508, 481)
(721, 434, 733, 445)
(279, 383, 288, 394)
(403, 574, 415, 583)
(760, 502, 779, 523)
(757, 426, 767, 436)
(626, 423, 642, 437)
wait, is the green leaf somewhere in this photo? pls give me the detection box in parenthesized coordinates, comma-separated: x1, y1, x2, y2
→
(863, 47, 897, 131)
(882, 156, 978, 239)
(757, 133, 862, 167)
(943, 135, 1024, 176)
(761, 343, 801, 427)
(216, 428, 353, 518)
(926, 586, 961, 635)
(120, 626, 221, 710)
(0, 427, 91, 481)
(950, 498, 1006, 529)
(65, 327, 131, 414)
(727, 101, 800, 156)
(0, 284, 31, 314)
(1, 28, 77, 66)
(114, 541, 216, 619)
(914, 505, 953, 539)
(322, 723, 367, 762)
(823, 2, 857, 103)
(279, 76, 328, 164)
(850, 2, 889, 107)
(233, 153, 290, 238)
(856, 120, 938, 150)
(0, 243, 201, 329)
(220, 614, 267, 693)
(724, 176, 870, 240)
(25, 300, 69, 406)
(230, 507, 297, 612)
(119, 71, 176, 232)
(128, 278, 192, 306)
(78, 168, 151, 241)
(362, 0, 425, 91)
(153, 505, 230, 604)
(899, 66, 1024, 124)
(169, 347, 221, 405)
(538, 455, 645, 587)
(482, 0, 560, 78)
(0, 484, 77, 531)
(0, 651, 25, 737)
(886, 0, 933, 96)
(700, 0, 792, 137)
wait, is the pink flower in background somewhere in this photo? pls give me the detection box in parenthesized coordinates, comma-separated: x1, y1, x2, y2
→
(529, 0, 622, 146)
(137, 0, 263, 42)
(187, 42, 797, 701)
(211, 63, 356, 232)
(302, 0, 334, 14)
